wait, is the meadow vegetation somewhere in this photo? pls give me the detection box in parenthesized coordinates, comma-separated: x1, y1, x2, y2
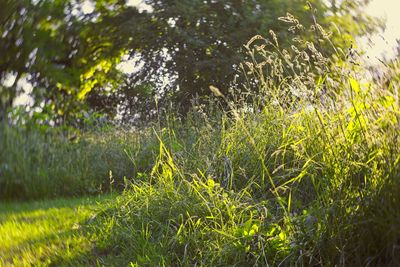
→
(1, 14, 400, 266)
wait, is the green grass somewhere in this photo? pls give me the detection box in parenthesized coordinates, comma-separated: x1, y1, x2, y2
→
(0, 125, 159, 200)
(79, 42, 400, 265)
(84, 93, 400, 265)
(0, 195, 113, 266)
(2, 18, 400, 266)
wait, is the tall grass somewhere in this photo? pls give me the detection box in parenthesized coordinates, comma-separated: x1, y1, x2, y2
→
(2, 13, 400, 266)
(0, 124, 160, 200)
(83, 16, 400, 266)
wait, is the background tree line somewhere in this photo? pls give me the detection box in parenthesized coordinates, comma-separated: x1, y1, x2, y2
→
(0, 0, 381, 125)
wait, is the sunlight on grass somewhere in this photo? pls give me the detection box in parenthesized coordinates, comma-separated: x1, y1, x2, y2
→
(1, 9, 399, 266)
(0, 196, 111, 266)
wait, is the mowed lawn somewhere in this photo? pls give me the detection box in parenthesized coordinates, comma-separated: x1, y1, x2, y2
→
(0, 196, 111, 266)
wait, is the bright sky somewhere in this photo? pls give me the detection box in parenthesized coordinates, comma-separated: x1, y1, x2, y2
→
(79, 0, 152, 15)
(362, 0, 400, 61)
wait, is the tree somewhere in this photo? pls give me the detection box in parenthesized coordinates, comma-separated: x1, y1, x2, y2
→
(0, 0, 128, 124)
(0, 0, 382, 124)
(92, 0, 381, 118)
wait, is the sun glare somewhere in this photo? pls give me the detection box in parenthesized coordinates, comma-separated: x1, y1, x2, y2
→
(363, 0, 400, 61)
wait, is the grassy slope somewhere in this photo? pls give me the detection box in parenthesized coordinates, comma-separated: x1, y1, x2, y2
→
(0, 196, 112, 267)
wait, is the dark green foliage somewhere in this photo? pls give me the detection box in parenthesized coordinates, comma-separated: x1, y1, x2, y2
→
(0, 0, 381, 123)
(109, 0, 381, 116)
(0, 0, 127, 123)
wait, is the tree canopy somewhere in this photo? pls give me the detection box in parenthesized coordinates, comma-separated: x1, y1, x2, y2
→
(0, 0, 381, 124)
